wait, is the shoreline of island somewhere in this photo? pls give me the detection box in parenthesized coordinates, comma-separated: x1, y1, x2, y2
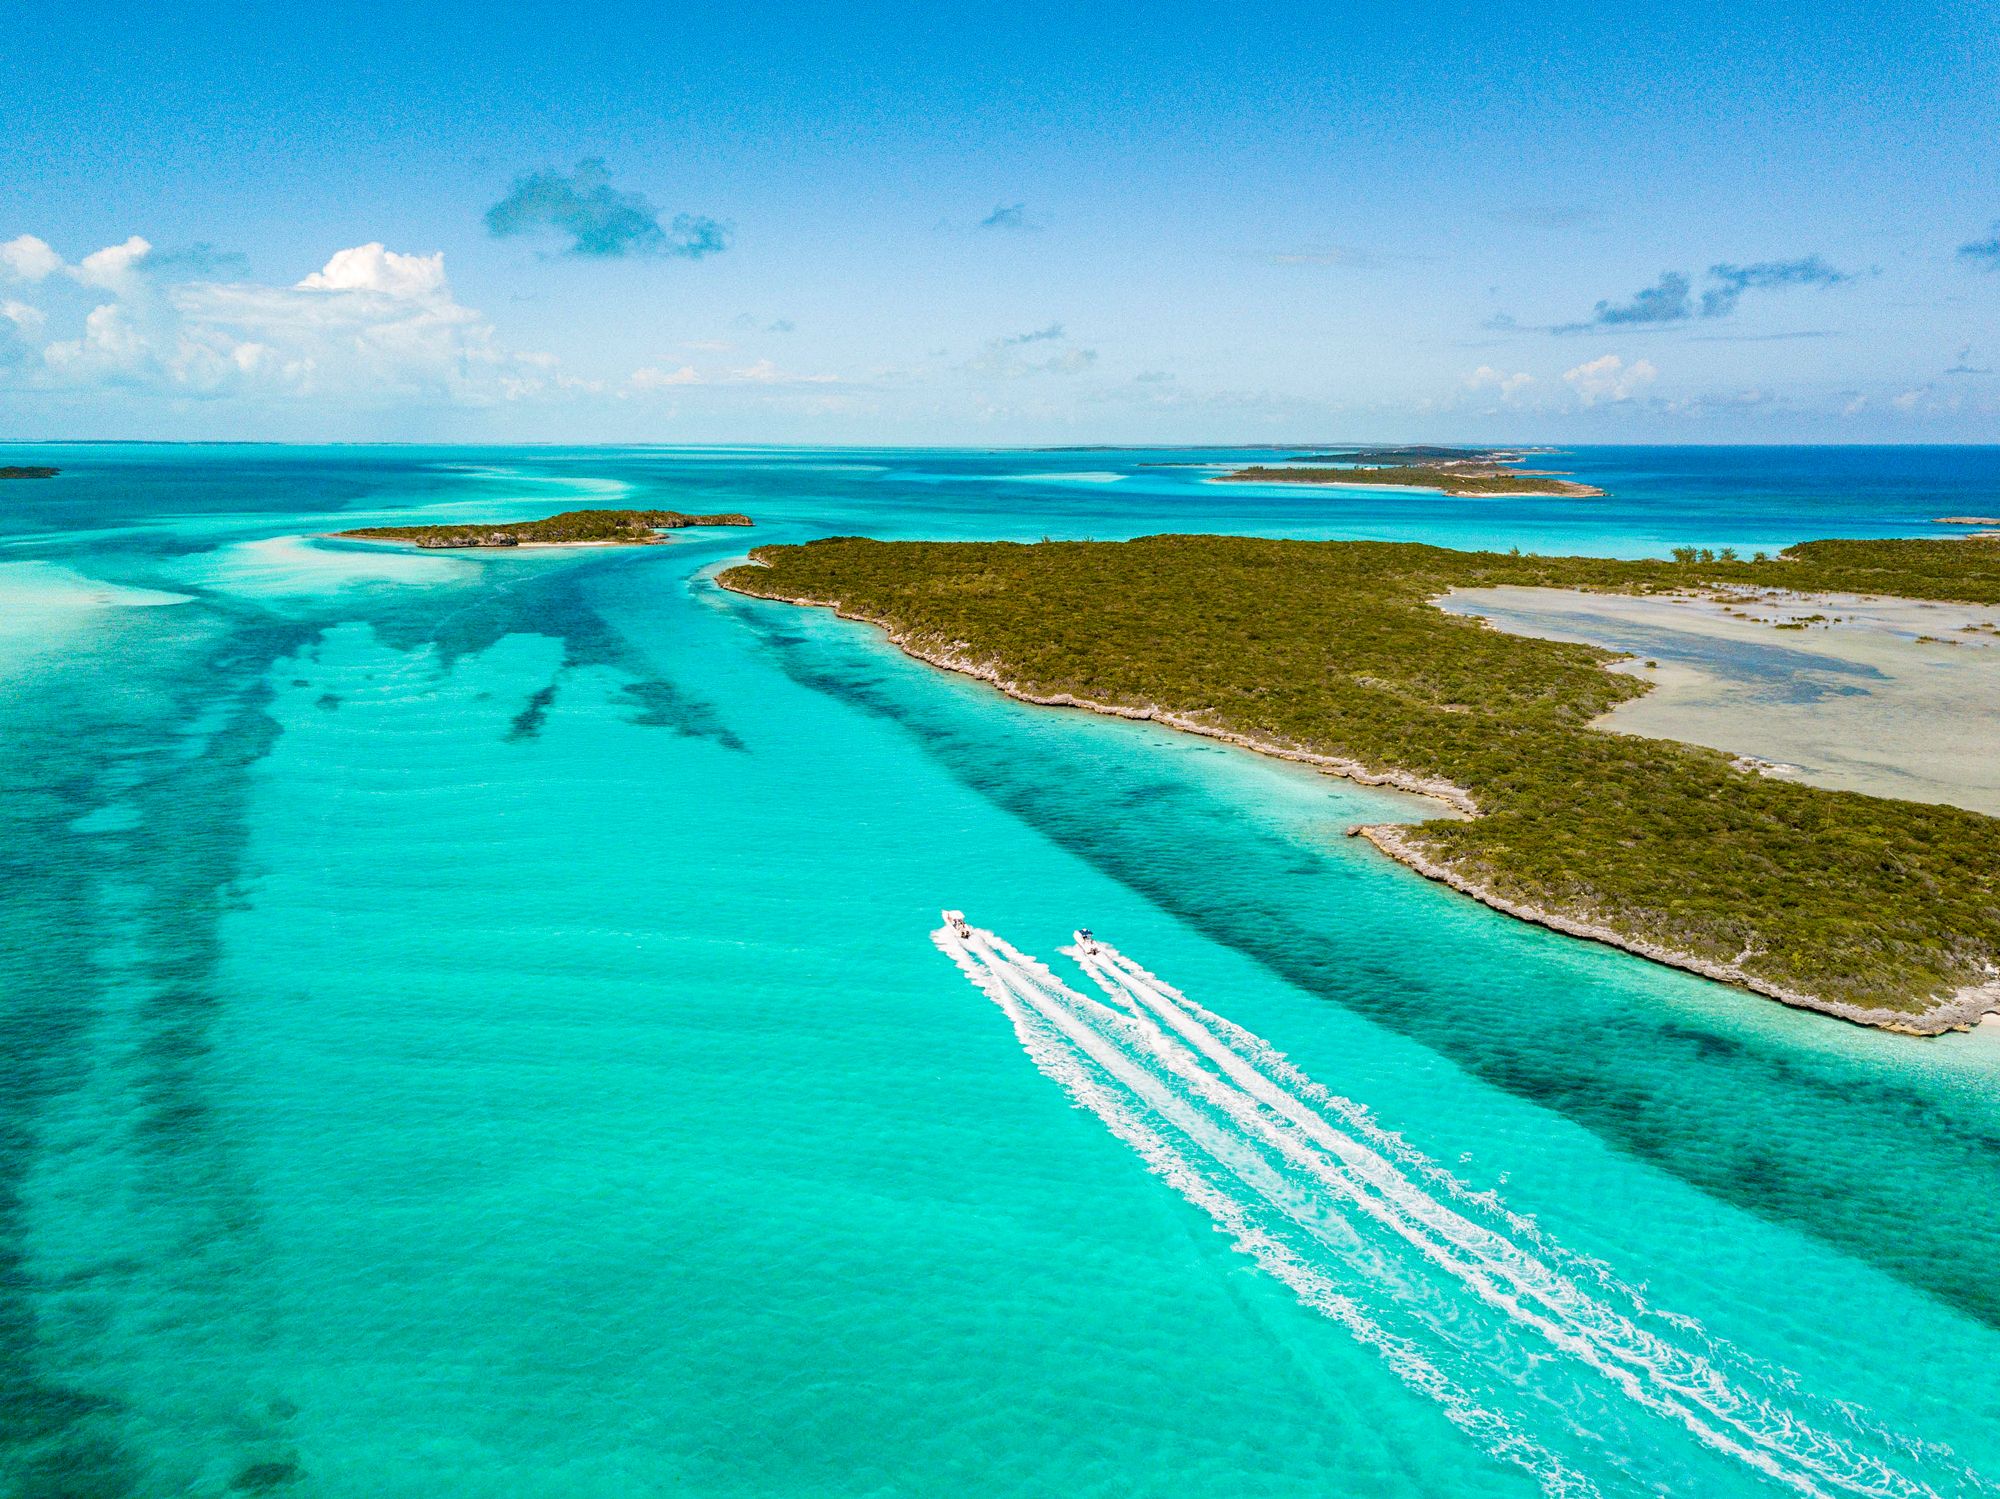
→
(333, 533, 678, 552)
(718, 557, 1999, 1037)
(334, 508, 752, 550)
(1213, 475, 1605, 499)
(1352, 824, 1999, 1035)
(1212, 465, 1606, 499)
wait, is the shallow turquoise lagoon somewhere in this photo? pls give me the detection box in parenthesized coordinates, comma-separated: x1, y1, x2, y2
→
(3, 445, 1999, 1497)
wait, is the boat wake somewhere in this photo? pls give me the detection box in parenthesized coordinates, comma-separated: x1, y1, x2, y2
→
(934, 914, 1988, 1499)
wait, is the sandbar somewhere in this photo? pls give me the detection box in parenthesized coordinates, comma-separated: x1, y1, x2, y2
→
(1440, 585, 2000, 816)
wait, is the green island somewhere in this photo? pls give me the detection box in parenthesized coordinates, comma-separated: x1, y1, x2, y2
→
(1218, 463, 1603, 498)
(0, 465, 60, 480)
(720, 533, 2000, 1032)
(338, 507, 751, 549)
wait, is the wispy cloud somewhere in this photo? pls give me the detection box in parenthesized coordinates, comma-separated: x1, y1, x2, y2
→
(1685, 330, 1839, 343)
(1465, 365, 1534, 399)
(1556, 256, 1851, 332)
(486, 159, 728, 259)
(629, 364, 700, 389)
(1563, 353, 1656, 406)
(1946, 345, 1993, 375)
(628, 357, 838, 391)
(1588, 272, 1694, 327)
(728, 357, 837, 385)
(1959, 224, 2000, 270)
(965, 324, 1095, 378)
(148, 242, 250, 278)
(1698, 256, 1849, 317)
(1269, 243, 1384, 268)
(979, 203, 1032, 231)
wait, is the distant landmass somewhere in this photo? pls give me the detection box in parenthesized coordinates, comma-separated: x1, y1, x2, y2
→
(1219, 462, 1603, 498)
(1290, 446, 1532, 464)
(0, 466, 60, 479)
(338, 508, 751, 549)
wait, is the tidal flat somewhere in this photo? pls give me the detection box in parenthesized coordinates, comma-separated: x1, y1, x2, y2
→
(1441, 585, 2000, 816)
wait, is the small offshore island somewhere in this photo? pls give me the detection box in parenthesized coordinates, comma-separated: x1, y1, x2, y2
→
(0, 465, 60, 480)
(721, 533, 2000, 1033)
(338, 507, 751, 549)
(1218, 461, 1603, 498)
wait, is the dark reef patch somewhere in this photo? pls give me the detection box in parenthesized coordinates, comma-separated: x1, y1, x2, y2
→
(508, 680, 560, 742)
(230, 1458, 303, 1491)
(0, 617, 313, 1494)
(619, 679, 747, 751)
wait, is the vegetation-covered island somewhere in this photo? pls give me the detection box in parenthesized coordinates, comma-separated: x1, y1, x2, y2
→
(1218, 462, 1604, 498)
(720, 534, 2000, 1032)
(0, 465, 60, 479)
(338, 507, 751, 548)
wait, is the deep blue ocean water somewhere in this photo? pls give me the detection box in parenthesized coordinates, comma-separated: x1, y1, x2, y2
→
(2, 444, 1997, 1498)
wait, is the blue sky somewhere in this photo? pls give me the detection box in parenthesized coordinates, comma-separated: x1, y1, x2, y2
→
(4, 0, 1996, 443)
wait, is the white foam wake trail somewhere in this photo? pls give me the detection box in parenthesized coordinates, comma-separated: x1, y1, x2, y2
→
(1084, 945, 1603, 1265)
(935, 918, 1980, 1499)
(933, 923, 1600, 1498)
(1068, 941, 1939, 1499)
(1082, 945, 1978, 1476)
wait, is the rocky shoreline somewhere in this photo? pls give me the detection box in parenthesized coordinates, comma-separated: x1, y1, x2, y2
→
(1352, 826, 1999, 1036)
(720, 562, 1998, 1036)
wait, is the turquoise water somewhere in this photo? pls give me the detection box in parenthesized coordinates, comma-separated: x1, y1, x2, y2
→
(3, 445, 1998, 1498)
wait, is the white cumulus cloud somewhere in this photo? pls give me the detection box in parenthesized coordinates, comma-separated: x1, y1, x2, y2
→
(3, 234, 558, 405)
(1, 235, 63, 284)
(70, 236, 153, 294)
(1563, 354, 1656, 407)
(295, 242, 448, 298)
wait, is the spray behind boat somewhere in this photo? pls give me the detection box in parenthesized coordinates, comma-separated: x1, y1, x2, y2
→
(923, 909, 1979, 1498)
